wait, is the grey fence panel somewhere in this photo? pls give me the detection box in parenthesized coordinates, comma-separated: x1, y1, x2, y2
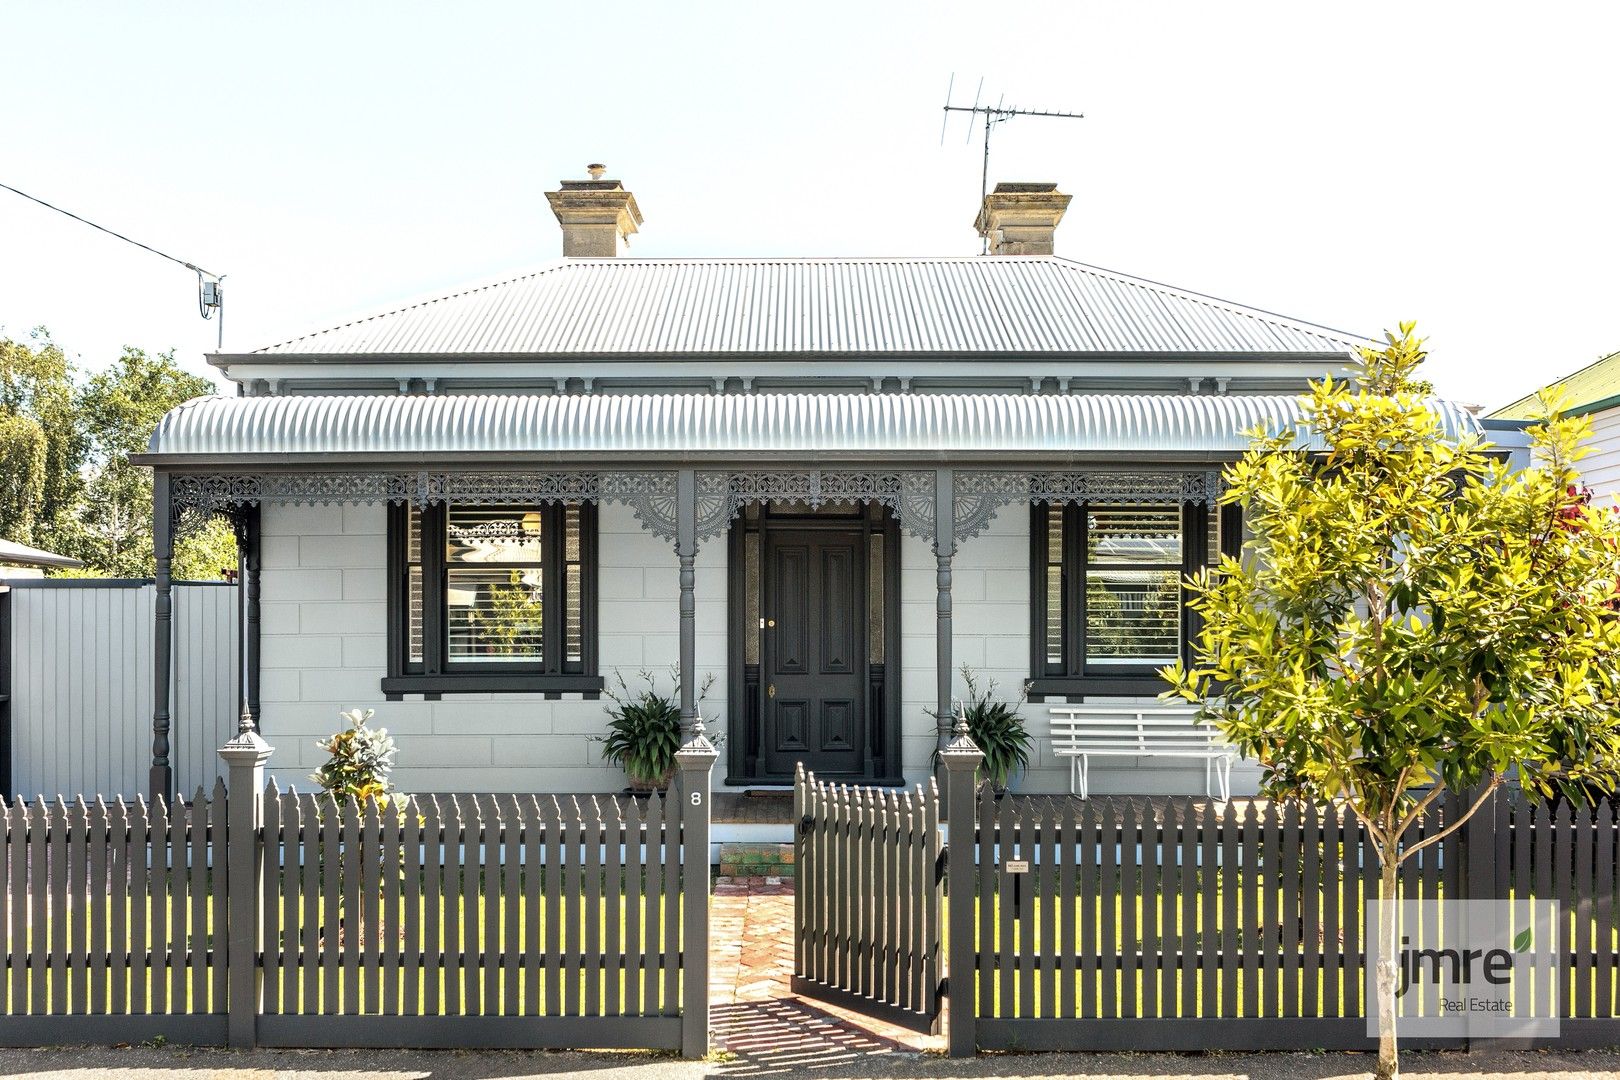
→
(253, 784, 691, 1050)
(0, 790, 228, 1045)
(7, 582, 236, 799)
(972, 795, 1470, 1052)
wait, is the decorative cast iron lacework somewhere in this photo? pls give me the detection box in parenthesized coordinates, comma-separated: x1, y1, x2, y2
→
(168, 468, 1220, 548)
(952, 470, 1223, 544)
(693, 471, 937, 544)
(168, 471, 681, 538)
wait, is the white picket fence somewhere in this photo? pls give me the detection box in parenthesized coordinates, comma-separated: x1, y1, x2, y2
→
(3, 581, 238, 799)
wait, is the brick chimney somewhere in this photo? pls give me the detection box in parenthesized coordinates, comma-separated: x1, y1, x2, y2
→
(974, 181, 1072, 255)
(545, 164, 643, 257)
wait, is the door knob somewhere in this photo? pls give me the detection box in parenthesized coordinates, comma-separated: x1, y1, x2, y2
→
(767, 619, 776, 628)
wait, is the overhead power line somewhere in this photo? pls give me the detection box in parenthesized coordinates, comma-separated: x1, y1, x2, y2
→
(0, 179, 226, 346)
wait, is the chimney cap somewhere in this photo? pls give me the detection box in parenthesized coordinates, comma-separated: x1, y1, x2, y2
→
(586, 163, 607, 180)
(975, 181, 1072, 256)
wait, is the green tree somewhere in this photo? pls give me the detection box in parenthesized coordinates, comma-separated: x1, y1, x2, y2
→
(71, 347, 234, 579)
(1164, 325, 1620, 1079)
(0, 331, 84, 546)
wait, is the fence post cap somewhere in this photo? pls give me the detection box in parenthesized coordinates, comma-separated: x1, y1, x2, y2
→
(217, 728, 274, 767)
(675, 735, 719, 768)
(938, 719, 983, 771)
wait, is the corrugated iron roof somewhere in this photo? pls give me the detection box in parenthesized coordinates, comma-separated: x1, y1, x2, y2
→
(243, 257, 1370, 359)
(145, 392, 1481, 460)
(1491, 349, 1620, 420)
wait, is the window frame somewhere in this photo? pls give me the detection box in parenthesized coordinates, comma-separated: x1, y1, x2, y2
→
(383, 501, 601, 698)
(1028, 500, 1237, 699)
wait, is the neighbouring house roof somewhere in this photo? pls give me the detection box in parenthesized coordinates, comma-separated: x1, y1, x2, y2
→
(141, 392, 1483, 463)
(0, 538, 84, 570)
(230, 257, 1372, 361)
(1491, 350, 1620, 421)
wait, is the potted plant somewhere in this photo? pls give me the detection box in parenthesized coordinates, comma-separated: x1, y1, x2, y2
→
(931, 664, 1032, 794)
(596, 669, 714, 792)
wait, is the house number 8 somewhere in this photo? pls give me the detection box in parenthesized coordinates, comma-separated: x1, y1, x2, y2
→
(691, 793, 702, 806)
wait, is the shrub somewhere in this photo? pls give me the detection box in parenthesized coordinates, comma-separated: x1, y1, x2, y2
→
(596, 669, 713, 789)
(311, 708, 399, 804)
(932, 665, 1032, 792)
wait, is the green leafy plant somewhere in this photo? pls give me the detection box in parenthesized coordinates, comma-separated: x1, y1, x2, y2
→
(311, 708, 399, 805)
(931, 665, 1032, 792)
(1163, 324, 1620, 1079)
(595, 669, 714, 789)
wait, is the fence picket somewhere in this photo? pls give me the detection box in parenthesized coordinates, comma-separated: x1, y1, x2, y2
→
(108, 798, 128, 1016)
(383, 795, 403, 1017)
(147, 797, 168, 1015)
(1343, 807, 1362, 1018)
(337, 797, 359, 1015)
(49, 797, 69, 1016)
(1181, 799, 1199, 1020)
(1555, 802, 1574, 1018)
(210, 782, 228, 1016)
(361, 797, 383, 1016)
(1240, 801, 1259, 1018)
(297, 794, 318, 1018)
(560, 796, 581, 1016)
(1079, 798, 1098, 1019)
(263, 788, 284, 1014)
(1574, 801, 1593, 1020)
(495, 795, 516, 1017)
(1598, 800, 1616, 1019)
(401, 793, 421, 1018)
(543, 795, 563, 1016)
(660, 788, 680, 1016)
(1280, 801, 1300, 1018)
(421, 796, 442, 1018)
(1149, 800, 1167, 1019)
(1058, 798, 1077, 1019)
(1198, 799, 1216, 1019)
(1016, 797, 1035, 1018)
(1316, 802, 1338, 1021)
(582, 796, 603, 1017)
(7, 799, 23, 1015)
(67, 797, 88, 1015)
(129, 797, 149, 1014)
(1098, 800, 1119, 1019)
(620, 795, 640, 1017)
(602, 795, 621, 1018)
(1039, 799, 1057, 1019)
(1219, 799, 1238, 1019)
(187, 787, 207, 1014)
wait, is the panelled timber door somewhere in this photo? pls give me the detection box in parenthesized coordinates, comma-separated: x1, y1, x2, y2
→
(763, 529, 867, 778)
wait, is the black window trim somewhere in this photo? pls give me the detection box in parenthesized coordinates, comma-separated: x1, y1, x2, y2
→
(384, 501, 601, 698)
(1029, 500, 1237, 700)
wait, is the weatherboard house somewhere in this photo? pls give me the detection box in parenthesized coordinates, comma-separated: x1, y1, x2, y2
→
(137, 172, 1479, 799)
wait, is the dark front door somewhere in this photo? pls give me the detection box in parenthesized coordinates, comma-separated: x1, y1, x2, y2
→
(762, 528, 866, 778)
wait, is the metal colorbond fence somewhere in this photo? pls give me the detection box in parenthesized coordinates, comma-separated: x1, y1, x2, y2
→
(0, 742, 718, 1053)
(3, 581, 238, 799)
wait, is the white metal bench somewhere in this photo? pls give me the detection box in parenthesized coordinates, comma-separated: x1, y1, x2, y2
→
(1048, 704, 1236, 800)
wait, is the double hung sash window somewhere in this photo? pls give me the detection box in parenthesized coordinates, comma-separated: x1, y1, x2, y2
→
(1031, 501, 1232, 697)
(385, 503, 598, 695)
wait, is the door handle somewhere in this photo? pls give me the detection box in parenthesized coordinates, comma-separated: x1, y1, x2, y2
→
(767, 684, 776, 698)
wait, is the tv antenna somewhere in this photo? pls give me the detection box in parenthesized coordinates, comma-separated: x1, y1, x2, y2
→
(940, 76, 1084, 253)
(0, 180, 227, 349)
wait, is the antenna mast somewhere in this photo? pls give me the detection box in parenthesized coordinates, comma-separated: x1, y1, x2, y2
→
(940, 76, 1084, 253)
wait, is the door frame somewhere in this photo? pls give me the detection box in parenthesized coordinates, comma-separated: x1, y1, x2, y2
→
(726, 502, 901, 786)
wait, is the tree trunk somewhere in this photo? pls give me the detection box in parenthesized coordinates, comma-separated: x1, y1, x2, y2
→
(1376, 856, 1401, 1080)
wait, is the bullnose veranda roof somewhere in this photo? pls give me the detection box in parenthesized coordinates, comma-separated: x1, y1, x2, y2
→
(238, 257, 1372, 360)
(144, 392, 1483, 461)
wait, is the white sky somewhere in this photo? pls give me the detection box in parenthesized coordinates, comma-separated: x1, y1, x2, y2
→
(1, 1, 1616, 411)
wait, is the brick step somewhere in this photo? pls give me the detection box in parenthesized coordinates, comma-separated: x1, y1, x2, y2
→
(717, 842, 795, 878)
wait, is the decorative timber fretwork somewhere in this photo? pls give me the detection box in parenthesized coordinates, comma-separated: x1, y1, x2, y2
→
(692, 471, 937, 543)
(951, 470, 1223, 543)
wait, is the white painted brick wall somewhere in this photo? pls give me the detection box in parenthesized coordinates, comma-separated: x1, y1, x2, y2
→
(258, 501, 727, 793)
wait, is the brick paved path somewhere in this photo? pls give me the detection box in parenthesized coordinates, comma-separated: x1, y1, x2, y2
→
(709, 877, 942, 1074)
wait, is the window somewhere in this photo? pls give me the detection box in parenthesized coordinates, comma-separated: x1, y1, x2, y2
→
(384, 503, 599, 696)
(1030, 501, 1232, 697)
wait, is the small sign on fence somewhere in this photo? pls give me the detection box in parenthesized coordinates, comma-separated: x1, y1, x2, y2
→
(1366, 900, 1561, 1039)
(1002, 859, 1029, 874)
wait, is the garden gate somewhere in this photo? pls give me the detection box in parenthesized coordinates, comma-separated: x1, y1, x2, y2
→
(791, 764, 945, 1034)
